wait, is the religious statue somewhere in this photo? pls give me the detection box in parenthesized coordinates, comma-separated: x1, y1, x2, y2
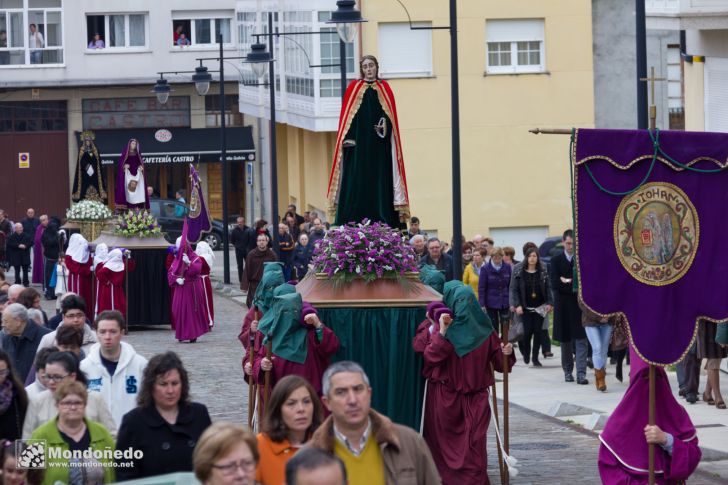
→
(72, 130, 107, 203)
(326, 55, 410, 229)
(114, 138, 149, 210)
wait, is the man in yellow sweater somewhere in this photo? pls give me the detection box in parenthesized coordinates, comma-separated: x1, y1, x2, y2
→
(309, 361, 441, 485)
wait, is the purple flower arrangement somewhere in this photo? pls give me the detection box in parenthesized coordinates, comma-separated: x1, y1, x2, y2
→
(311, 219, 418, 283)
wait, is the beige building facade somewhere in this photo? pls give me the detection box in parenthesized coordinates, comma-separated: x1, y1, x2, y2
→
(238, 0, 595, 250)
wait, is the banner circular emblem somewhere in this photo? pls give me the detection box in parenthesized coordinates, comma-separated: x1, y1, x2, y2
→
(189, 187, 201, 218)
(614, 182, 699, 286)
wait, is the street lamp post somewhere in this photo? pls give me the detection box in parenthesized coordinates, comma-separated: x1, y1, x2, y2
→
(243, 1, 366, 241)
(152, 35, 235, 285)
(189, 36, 232, 285)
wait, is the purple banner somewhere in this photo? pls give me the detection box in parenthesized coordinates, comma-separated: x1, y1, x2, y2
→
(186, 164, 213, 244)
(574, 128, 728, 365)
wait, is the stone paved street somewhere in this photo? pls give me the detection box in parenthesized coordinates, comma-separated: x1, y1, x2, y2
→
(34, 287, 725, 483)
(487, 401, 724, 484)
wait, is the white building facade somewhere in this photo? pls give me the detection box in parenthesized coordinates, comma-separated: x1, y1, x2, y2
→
(0, 0, 253, 226)
(647, 0, 728, 132)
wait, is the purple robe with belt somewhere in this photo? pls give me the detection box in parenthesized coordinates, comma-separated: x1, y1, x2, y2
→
(168, 232, 209, 341)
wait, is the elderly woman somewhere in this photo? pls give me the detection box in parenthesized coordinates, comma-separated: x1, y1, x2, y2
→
(16, 287, 48, 325)
(115, 351, 212, 480)
(31, 380, 115, 485)
(255, 375, 324, 485)
(194, 422, 260, 485)
(478, 246, 512, 334)
(22, 351, 115, 439)
(463, 248, 486, 296)
(0, 350, 28, 441)
(291, 233, 313, 281)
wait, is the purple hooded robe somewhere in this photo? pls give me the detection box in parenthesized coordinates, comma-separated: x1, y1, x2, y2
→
(32, 224, 44, 284)
(167, 221, 209, 341)
(598, 347, 701, 484)
(114, 138, 149, 210)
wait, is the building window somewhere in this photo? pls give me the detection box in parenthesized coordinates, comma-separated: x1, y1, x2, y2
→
(171, 16, 232, 46)
(86, 13, 147, 49)
(0, 101, 67, 132)
(666, 45, 684, 130)
(377, 22, 433, 78)
(318, 11, 355, 97)
(486, 19, 545, 74)
(205, 94, 243, 126)
(0, 0, 63, 66)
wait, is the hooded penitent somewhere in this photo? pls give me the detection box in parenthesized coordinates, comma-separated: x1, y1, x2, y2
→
(419, 264, 445, 295)
(103, 249, 125, 273)
(67, 234, 90, 264)
(93, 243, 109, 268)
(195, 241, 215, 269)
(442, 280, 494, 357)
(257, 285, 310, 364)
(599, 365, 700, 480)
(252, 262, 285, 312)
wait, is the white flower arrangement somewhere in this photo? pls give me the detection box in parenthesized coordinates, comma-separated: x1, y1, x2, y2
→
(66, 200, 113, 222)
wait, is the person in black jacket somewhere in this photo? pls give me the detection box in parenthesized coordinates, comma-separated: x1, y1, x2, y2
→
(20, 208, 39, 237)
(549, 229, 588, 384)
(419, 237, 454, 282)
(292, 233, 314, 280)
(40, 219, 62, 299)
(229, 216, 249, 284)
(115, 351, 212, 481)
(0, 350, 28, 441)
(6, 223, 33, 287)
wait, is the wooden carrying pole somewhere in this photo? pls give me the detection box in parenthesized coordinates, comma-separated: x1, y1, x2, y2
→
(124, 252, 129, 327)
(490, 364, 506, 484)
(263, 341, 272, 413)
(649, 364, 656, 484)
(502, 319, 511, 485)
(247, 310, 259, 428)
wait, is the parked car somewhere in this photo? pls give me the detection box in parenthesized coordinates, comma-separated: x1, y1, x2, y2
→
(149, 197, 225, 250)
(539, 236, 563, 265)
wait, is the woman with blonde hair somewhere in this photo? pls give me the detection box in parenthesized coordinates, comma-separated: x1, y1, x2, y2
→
(194, 422, 260, 485)
(30, 380, 115, 485)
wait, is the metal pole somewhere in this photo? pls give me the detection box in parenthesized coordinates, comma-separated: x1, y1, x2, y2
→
(339, 39, 347, 101)
(220, 33, 231, 284)
(268, 13, 280, 250)
(636, 0, 648, 129)
(450, 0, 463, 280)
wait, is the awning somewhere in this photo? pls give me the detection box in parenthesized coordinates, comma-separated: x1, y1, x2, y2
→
(83, 127, 256, 165)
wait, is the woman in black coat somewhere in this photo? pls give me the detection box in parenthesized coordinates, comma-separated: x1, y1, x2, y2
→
(115, 352, 212, 480)
(0, 350, 28, 441)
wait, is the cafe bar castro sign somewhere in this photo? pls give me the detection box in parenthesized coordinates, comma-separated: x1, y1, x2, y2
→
(82, 97, 190, 129)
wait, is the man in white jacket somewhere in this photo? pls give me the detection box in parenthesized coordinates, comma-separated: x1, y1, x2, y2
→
(81, 310, 148, 427)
